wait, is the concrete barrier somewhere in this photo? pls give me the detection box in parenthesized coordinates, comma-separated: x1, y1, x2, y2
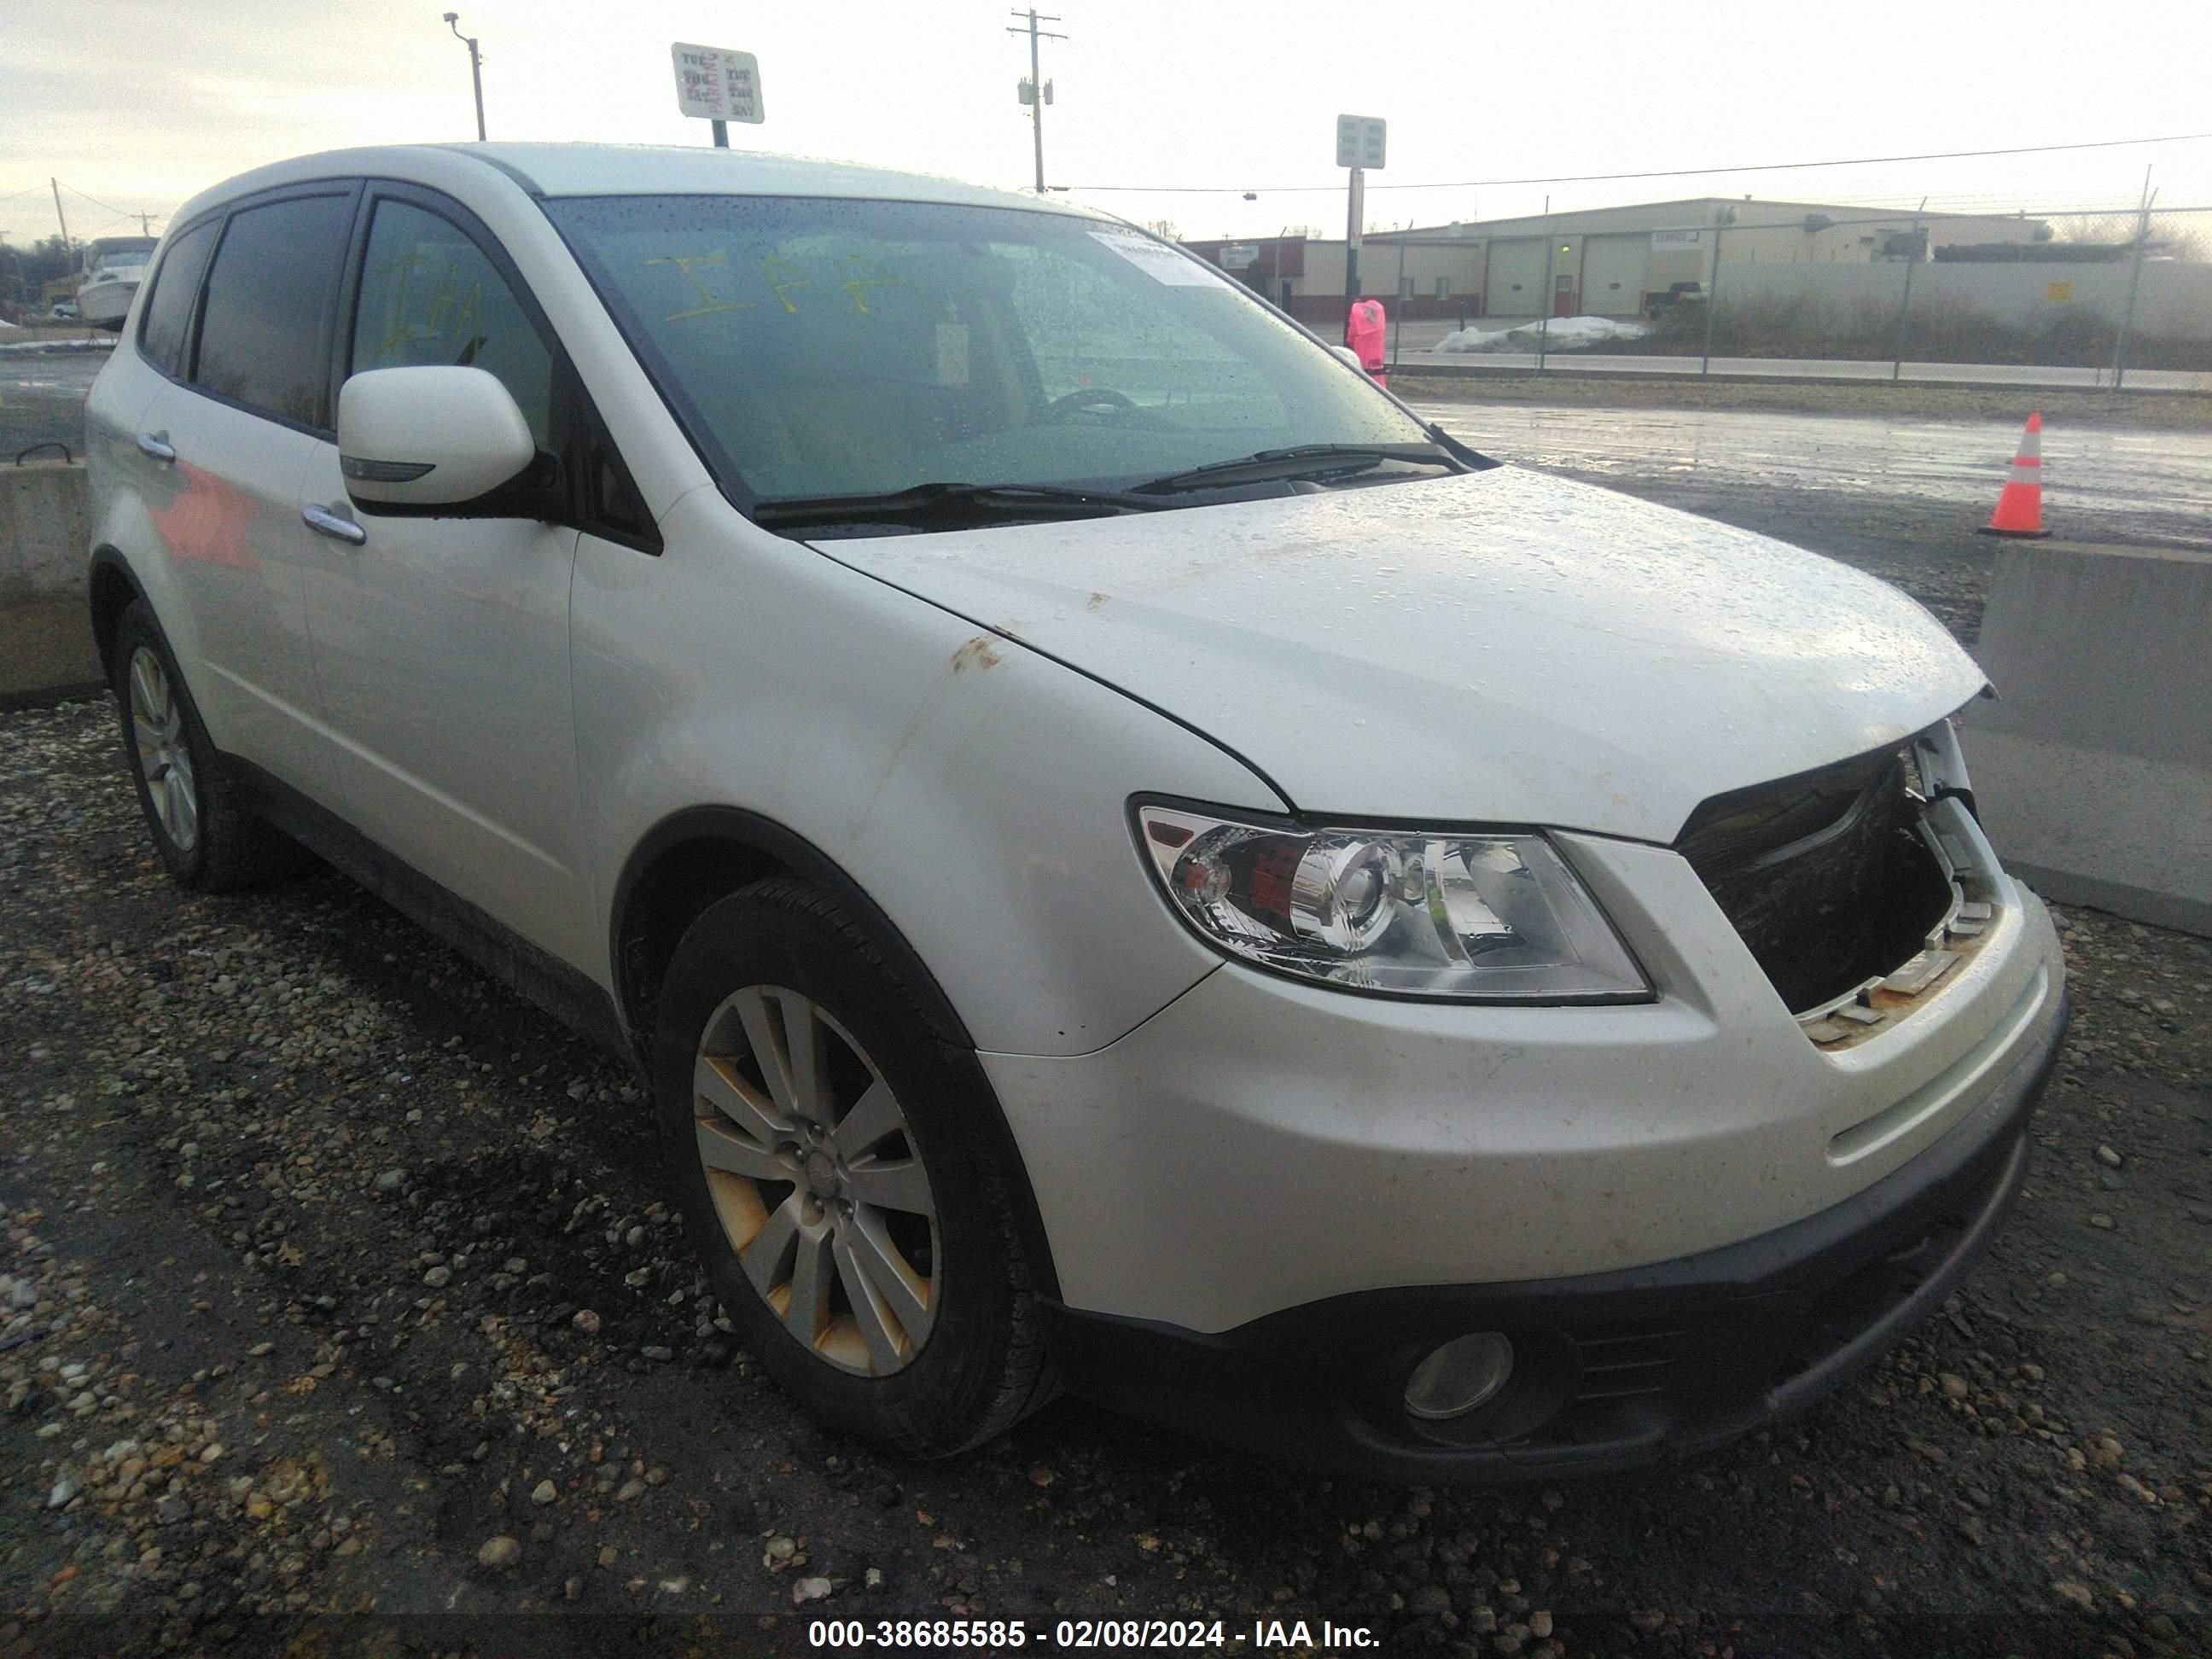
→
(0, 463, 99, 705)
(0, 461, 90, 602)
(1962, 540, 2212, 937)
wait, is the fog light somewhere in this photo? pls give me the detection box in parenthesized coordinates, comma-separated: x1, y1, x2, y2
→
(1404, 1331, 1516, 1420)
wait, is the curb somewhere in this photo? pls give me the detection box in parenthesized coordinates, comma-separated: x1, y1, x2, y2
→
(1384, 360, 2205, 395)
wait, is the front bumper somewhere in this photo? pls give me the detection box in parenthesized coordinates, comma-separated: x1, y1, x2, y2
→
(1039, 985, 2065, 1480)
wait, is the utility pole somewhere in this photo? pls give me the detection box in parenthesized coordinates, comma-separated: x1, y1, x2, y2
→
(1006, 9, 1064, 194)
(444, 13, 487, 141)
(49, 179, 72, 259)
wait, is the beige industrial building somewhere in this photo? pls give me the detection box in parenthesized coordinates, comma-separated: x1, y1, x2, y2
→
(1185, 197, 2053, 325)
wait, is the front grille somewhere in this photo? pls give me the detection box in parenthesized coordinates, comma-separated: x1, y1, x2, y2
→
(1676, 737, 1955, 1013)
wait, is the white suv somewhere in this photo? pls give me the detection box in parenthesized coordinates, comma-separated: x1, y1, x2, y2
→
(85, 145, 2067, 1479)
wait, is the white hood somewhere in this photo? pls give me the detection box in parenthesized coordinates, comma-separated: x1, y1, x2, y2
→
(818, 466, 1985, 842)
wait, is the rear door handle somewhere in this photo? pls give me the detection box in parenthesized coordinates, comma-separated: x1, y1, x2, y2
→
(134, 431, 176, 463)
(301, 503, 367, 547)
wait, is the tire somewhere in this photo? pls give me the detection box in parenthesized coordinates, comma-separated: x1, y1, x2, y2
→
(110, 598, 305, 891)
(652, 877, 1053, 1457)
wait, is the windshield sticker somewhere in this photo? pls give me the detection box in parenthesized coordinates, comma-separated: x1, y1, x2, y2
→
(1087, 230, 1231, 288)
(644, 253, 758, 323)
(935, 323, 970, 386)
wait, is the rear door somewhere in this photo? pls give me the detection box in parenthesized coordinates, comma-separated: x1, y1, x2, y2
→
(135, 185, 358, 798)
(294, 183, 594, 966)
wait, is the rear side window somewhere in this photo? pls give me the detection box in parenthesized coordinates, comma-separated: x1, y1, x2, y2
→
(193, 194, 353, 428)
(350, 200, 554, 446)
(138, 219, 218, 378)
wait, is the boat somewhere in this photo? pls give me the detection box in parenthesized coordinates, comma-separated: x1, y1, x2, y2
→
(75, 236, 158, 330)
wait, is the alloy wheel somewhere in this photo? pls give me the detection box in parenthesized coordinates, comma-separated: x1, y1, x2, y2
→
(127, 646, 199, 853)
(691, 986, 940, 1376)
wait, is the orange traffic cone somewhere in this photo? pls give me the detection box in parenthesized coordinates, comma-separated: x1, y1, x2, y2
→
(1979, 412, 2052, 538)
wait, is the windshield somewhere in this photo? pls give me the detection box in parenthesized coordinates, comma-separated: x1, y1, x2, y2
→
(546, 195, 1435, 508)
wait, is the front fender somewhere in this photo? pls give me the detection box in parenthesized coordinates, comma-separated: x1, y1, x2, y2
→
(573, 490, 1285, 1058)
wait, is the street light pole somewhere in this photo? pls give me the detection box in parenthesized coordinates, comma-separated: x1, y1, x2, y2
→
(443, 13, 486, 141)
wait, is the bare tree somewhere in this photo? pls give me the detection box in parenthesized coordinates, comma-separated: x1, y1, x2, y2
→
(2049, 211, 2208, 261)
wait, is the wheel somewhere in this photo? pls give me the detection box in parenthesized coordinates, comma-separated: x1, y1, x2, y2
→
(110, 598, 305, 891)
(652, 877, 1052, 1456)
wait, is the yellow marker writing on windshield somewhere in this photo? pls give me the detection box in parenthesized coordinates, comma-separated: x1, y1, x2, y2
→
(646, 253, 756, 323)
(759, 254, 814, 314)
(840, 255, 904, 315)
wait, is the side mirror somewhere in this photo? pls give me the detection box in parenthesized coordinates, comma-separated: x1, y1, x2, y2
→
(1330, 344, 1365, 372)
(338, 366, 537, 509)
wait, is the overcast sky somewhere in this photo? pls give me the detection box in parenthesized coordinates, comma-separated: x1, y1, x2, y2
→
(6, 0, 2210, 251)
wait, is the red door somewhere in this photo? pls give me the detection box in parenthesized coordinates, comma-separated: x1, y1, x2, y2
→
(1553, 275, 1576, 317)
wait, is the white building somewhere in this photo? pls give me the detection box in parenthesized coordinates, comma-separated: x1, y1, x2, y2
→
(1187, 197, 2053, 324)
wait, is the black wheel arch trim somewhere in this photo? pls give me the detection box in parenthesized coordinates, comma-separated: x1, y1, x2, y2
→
(611, 805, 977, 1051)
(612, 802, 1063, 1301)
(87, 546, 149, 674)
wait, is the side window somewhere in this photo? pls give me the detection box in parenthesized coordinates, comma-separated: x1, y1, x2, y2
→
(138, 219, 219, 378)
(193, 194, 354, 428)
(350, 201, 554, 447)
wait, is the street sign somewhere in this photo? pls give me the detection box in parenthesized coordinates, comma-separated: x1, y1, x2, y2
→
(1336, 114, 1386, 171)
(672, 43, 764, 124)
(1220, 244, 1259, 271)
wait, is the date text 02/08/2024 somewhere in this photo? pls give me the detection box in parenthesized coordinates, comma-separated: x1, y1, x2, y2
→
(805, 1617, 1380, 1650)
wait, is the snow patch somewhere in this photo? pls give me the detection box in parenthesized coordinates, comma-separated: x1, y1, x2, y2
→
(1438, 315, 1652, 353)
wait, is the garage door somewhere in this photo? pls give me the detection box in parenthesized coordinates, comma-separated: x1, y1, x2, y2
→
(1484, 239, 1548, 317)
(1580, 234, 1649, 317)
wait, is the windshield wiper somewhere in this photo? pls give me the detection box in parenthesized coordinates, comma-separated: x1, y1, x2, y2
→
(1129, 441, 1458, 496)
(752, 480, 1161, 532)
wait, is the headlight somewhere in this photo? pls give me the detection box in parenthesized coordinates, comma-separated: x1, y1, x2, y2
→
(1135, 803, 1650, 1002)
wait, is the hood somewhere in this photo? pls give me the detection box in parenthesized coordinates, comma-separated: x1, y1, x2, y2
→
(818, 467, 1985, 843)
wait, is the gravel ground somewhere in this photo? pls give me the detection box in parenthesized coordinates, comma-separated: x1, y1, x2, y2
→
(4, 653, 2211, 1651)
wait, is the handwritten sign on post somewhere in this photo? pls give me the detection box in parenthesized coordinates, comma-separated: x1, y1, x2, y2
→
(672, 44, 765, 124)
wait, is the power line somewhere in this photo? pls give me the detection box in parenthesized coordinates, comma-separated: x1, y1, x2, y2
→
(1063, 129, 2212, 195)
(60, 181, 139, 217)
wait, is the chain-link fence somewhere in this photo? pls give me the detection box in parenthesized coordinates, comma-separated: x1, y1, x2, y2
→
(1342, 200, 2212, 381)
(1633, 202, 2212, 378)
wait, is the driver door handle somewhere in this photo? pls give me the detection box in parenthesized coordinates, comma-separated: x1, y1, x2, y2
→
(301, 503, 367, 547)
(134, 431, 176, 463)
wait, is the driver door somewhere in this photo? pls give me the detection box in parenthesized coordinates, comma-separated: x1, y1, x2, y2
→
(297, 185, 591, 968)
